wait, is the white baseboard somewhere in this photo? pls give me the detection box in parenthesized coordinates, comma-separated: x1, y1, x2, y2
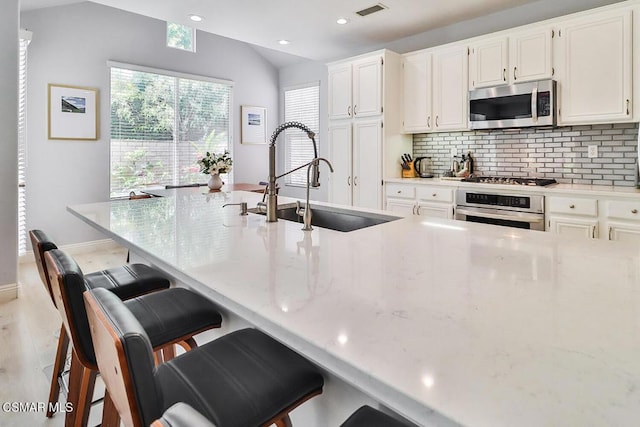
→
(0, 283, 18, 303)
(19, 238, 123, 264)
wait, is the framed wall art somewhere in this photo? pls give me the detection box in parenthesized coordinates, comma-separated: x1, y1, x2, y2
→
(241, 105, 267, 144)
(48, 84, 99, 140)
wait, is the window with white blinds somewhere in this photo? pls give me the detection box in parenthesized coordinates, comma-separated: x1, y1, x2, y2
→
(110, 65, 232, 197)
(18, 33, 31, 255)
(284, 83, 320, 187)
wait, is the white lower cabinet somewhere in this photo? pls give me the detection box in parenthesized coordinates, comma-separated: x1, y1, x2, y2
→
(547, 195, 640, 243)
(385, 183, 454, 219)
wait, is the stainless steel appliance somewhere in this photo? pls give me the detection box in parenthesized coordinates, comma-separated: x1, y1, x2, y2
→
(469, 79, 556, 130)
(413, 157, 433, 178)
(455, 177, 556, 231)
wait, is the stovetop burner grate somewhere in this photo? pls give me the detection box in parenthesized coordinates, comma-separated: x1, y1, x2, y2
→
(461, 176, 557, 186)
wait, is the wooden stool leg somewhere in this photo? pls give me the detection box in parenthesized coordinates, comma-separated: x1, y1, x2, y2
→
(162, 344, 176, 362)
(65, 351, 97, 427)
(101, 390, 121, 427)
(47, 324, 70, 417)
(274, 415, 293, 427)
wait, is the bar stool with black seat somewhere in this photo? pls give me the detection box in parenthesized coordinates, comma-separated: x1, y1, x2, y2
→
(84, 286, 325, 427)
(29, 229, 173, 418)
(45, 249, 223, 427)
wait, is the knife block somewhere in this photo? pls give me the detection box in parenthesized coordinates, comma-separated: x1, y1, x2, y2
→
(402, 161, 417, 178)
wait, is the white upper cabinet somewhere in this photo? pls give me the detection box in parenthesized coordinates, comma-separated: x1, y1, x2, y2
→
(402, 51, 432, 132)
(433, 45, 468, 131)
(469, 27, 553, 89)
(557, 9, 632, 125)
(509, 27, 554, 83)
(469, 37, 508, 89)
(328, 63, 352, 120)
(328, 54, 382, 120)
(352, 56, 383, 118)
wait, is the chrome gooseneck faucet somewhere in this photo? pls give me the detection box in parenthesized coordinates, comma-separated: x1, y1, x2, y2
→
(266, 122, 319, 222)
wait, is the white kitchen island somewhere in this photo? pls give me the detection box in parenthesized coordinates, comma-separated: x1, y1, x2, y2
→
(68, 190, 640, 427)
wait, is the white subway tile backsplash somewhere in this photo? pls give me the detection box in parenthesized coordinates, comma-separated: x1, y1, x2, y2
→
(412, 123, 638, 187)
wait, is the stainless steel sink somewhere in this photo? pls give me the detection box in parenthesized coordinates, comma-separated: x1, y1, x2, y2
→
(248, 203, 400, 232)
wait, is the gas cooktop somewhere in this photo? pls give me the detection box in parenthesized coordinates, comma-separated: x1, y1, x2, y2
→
(461, 176, 557, 186)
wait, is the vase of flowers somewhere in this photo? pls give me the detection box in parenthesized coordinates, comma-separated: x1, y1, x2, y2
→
(197, 150, 233, 191)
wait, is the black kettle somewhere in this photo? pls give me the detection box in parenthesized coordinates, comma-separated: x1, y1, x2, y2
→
(413, 157, 433, 178)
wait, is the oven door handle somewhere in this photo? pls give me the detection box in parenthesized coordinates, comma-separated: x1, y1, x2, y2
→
(456, 207, 545, 224)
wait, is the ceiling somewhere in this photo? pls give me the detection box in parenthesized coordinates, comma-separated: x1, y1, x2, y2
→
(21, 0, 544, 64)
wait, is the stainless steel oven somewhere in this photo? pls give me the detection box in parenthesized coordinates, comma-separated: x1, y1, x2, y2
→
(455, 189, 546, 231)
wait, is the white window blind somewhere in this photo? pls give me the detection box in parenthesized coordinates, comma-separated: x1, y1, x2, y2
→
(284, 83, 320, 186)
(18, 33, 31, 255)
(110, 65, 232, 197)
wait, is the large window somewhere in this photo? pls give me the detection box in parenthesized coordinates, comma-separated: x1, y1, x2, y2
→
(109, 64, 232, 197)
(283, 83, 320, 187)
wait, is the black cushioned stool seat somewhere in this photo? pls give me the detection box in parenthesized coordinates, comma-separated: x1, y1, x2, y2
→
(28, 229, 171, 419)
(340, 405, 415, 427)
(45, 249, 223, 427)
(85, 287, 324, 427)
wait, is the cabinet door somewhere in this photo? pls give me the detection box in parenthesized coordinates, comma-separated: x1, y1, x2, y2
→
(509, 27, 553, 83)
(353, 120, 382, 209)
(417, 202, 453, 219)
(328, 63, 352, 120)
(353, 55, 383, 118)
(606, 221, 640, 243)
(433, 45, 469, 131)
(402, 52, 432, 132)
(328, 124, 353, 206)
(386, 198, 416, 216)
(548, 216, 598, 239)
(558, 9, 632, 124)
(469, 37, 508, 89)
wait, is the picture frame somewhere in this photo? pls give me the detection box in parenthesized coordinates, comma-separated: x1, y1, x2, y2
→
(241, 105, 267, 144)
(48, 84, 99, 140)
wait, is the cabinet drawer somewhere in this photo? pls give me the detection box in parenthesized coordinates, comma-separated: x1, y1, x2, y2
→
(547, 196, 597, 216)
(385, 184, 415, 199)
(606, 200, 640, 221)
(416, 186, 453, 203)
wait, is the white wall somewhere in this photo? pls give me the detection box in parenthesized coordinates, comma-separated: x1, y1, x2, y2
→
(21, 2, 282, 245)
(0, 0, 19, 297)
(277, 61, 329, 201)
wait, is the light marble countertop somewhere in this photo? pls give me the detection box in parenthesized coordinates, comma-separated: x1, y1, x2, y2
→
(68, 191, 640, 427)
(386, 177, 640, 198)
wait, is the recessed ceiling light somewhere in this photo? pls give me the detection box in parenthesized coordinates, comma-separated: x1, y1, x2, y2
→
(278, 39, 291, 45)
(189, 14, 204, 22)
(336, 17, 349, 25)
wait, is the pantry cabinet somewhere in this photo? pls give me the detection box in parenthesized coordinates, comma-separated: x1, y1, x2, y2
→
(328, 50, 411, 210)
(401, 44, 467, 133)
(468, 27, 553, 90)
(556, 9, 632, 125)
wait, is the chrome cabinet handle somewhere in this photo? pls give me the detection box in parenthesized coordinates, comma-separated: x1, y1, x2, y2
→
(347, 176, 351, 186)
(412, 205, 416, 215)
(354, 176, 358, 186)
(591, 226, 596, 239)
(626, 99, 630, 115)
(435, 116, 439, 127)
(513, 67, 517, 81)
(348, 106, 351, 117)
(397, 190, 402, 194)
(503, 68, 506, 81)
(609, 226, 613, 241)
(632, 209, 638, 214)
(353, 104, 357, 116)
(416, 205, 421, 215)
(432, 193, 437, 197)
(569, 204, 575, 209)
(427, 116, 431, 127)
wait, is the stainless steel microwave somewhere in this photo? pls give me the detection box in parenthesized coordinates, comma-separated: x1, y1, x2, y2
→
(469, 79, 556, 130)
